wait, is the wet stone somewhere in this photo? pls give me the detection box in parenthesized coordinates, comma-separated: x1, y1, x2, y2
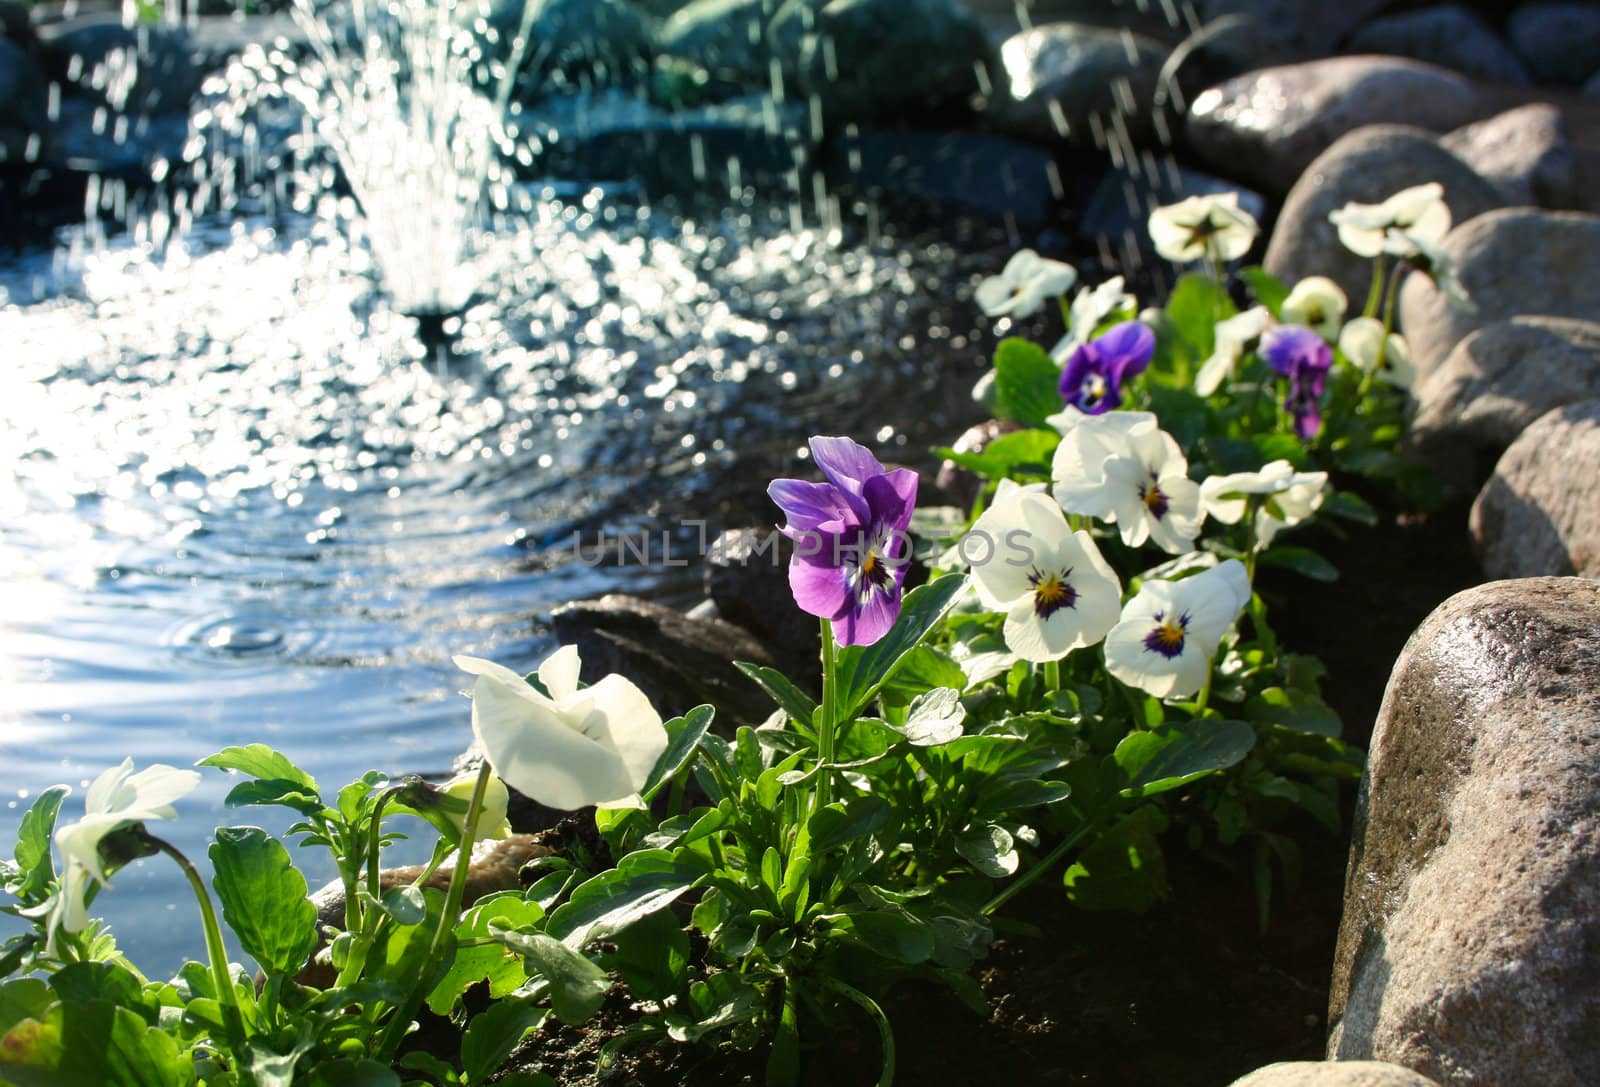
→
(1328, 577, 1600, 1087)
(1440, 104, 1578, 209)
(704, 528, 820, 675)
(1227, 1062, 1442, 1087)
(1344, 6, 1529, 86)
(1470, 399, 1600, 581)
(988, 22, 1169, 148)
(1506, 1, 1600, 86)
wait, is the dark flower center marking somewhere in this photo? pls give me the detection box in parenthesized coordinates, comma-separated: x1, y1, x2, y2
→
(1140, 475, 1170, 520)
(854, 545, 893, 601)
(1029, 568, 1078, 619)
(1142, 610, 1189, 659)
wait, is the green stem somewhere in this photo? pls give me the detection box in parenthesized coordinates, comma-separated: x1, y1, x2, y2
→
(1041, 659, 1061, 694)
(817, 619, 838, 812)
(981, 822, 1095, 916)
(148, 835, 249, 1057)
(821, 976, 895, 1087)
(1193, 669, 1213, 714)
(374, 760, 493, 1062)
(1362, 257, 1387, 319)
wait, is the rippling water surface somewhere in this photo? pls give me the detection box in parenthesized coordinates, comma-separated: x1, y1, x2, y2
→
(0, 191, 1009, 973)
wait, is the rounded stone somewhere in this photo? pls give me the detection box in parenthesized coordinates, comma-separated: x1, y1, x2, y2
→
(990, 22, 1169, 147)
(1397, 207, 1600, 375)
(1262, 125, 1506, 309)
(1328, 577, 1600, 1086)
(1506, 1, 1600, 86)
(1228, 1061, 1442, 1086)
(1471, 399, 1600, 580)
(1439, 104, 1578, 209)
(1408, 316, 1600, 495)
(1345, 5, 1529, 86)
(1184, 56, 1490, 196)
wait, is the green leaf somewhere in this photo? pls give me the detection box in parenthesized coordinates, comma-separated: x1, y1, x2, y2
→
(381, 885, 428, 926)
(0, 979, 52, 1037)
(1063, 807, 1168, 913)
(1321, 490, 1378, 526)
(955, 824, 1018, 878)
(198, 744, 318, 792)
(10, 787, 68, 903)
(992, 338, 1061, 427)
(900, 687, 966, 746)
(1246, 687, 1342, 738)
(48, 963, 157, 1025)
(428, 893, 546, 1016)
(607, 909, 689, 1003)
(834, 576, 969, 717)
(221, 778, 326, 818)
(665, 973, 763, 1043)
(1164, 273, 1237, 356)
(1238, 265, 1289, 315)
(461, 998, 549, 1085)
(1115, 719, 1257, 798)
(807, 795, 891, 854)
(208, 827, 318, 976)
(937, 428, 1060, 481)
(545, 850, 699, 949)
(305, 1059, 402, 1087)
(1, 1001, 195, 1087)
(641, 705, 715, 801)
(1258, 545, 1339, 582)
(488, 928, 609, 1025)
(734, 664, 817, 727)
(821, 906, 934, 964)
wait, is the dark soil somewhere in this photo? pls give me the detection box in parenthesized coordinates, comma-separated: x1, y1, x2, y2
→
(494, 495, 1483, 1086)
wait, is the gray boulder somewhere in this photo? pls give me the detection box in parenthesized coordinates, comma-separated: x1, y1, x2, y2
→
(1397, 207, 1600, 374)
(0, 37, 47, 165)
(1506, 1, 1600, 86)
(1191, 0, 1389, 54)
(658, 0, 780, 85)
(1409, 316, 1600, 494)
(0, 0, 31, 47)
(474, 0, 655, 94)
(1471, 399, 1600, 580)
(704, 527, 819, 671)
(550, 593, 776, 725)
(1328, 576, 1600, 1087)
(1228, 1062, 1441, 1086)
(37, 15, 205, 115)
(1345, 6, 1528, 86)
(780, 0, 993, 124)
(990, 22, 1168, 146)
(1440, 104, 1578, 209)
(1263, 125, 1506, 309)
(1185, 56, 1490, 195)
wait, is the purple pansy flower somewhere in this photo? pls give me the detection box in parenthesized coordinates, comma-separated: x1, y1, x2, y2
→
(767, 436, 919, 648)
(1058, 320, 1155, 415)
(1261, 325, 1333, 441)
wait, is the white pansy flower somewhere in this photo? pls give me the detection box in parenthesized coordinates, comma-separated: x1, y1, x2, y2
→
(1328, 183, 1451, 259)
(1394, 230, 1474, 312)
(967, 486, 1123, 662)
(1100, 425, 1205, 554)
(974, 249, 1078, 319)
(1050, 276, 1136, 361)
(454, 646, 668, 811)
(1104, 560, 1252, 699)
(48, 759, 200, 951)
(1254, 469, 1330, 548)
(1047, 407, 1160, 520)
(1338, 317, 1417, 389)
(1200, 460, 1328, 547)
(1148, 193, 1259, 264)
(1195, 306, 1272, 396)
(1280, 277, 1347, 341)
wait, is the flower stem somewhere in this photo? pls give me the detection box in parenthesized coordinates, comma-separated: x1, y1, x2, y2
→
(817, 619, 838, 812)
(981, 822, 1095, 916)
(820, 976, 896, 1087)
(1362, 257, 1387, 319)
(147, 834, 248, 1055)
(375, 760, 493, 1062)
(1042, 659, 1061, 693)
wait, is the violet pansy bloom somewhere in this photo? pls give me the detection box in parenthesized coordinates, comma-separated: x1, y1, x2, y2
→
(768, 436, 918, 648)
(1058, 320, 1155, 415)
(1261, 325, 1333, 441)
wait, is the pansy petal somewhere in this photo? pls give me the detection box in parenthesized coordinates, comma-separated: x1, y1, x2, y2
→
(768, 478, 851, 536)
(809, 436, 885, 494)
(837, 587, 900, 647)
(571, 674, 668, 798)
(537, 644, 583, 703)
(84, 758, 134, 818)
(788, 557, 853, 619)
(469, 674, 636, 811)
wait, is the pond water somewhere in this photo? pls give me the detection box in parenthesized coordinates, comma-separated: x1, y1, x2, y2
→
(0, 186, 1014, 975)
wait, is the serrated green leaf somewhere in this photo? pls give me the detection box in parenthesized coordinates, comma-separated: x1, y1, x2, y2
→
(487, 928, 608, 1025)
(461, 998, 549, 1085)
(10, 787, 68, 904)
(641, 705, 715, 801)
(427, 892, 546, 1016)
(735, 663, 817, 728)
(955, 824, 1018, 878)
(901, 687, 966, 745)
(209, 827, 318, 976)
(544, 850, 698, 949)
(1115, 719, 1257, 798)
(807, 795, 891, 854)
(834, 576, 969, 717)
(198, 745, 317, 792)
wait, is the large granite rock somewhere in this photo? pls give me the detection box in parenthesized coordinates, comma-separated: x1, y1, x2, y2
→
(781, 0, 994, 124)
(1397, 208, 1600, 375)
(1185, 56, 1490, 195)
(704, 527, 820, 672)
(37, 15, 204, 115)
(657, 0, 779, 86)
(0, 37, 47, 165)
(550, 593, 776, 724)
(1471, 400, 1600, 580)
(1345, 6, 1528, 86)
(1409, 316, 1600, 494)
(1190, 0, 1388, 55)
(1506, 1, 1600, 86)
(1440, 104, 1578, 209)
(1228, 1063, 1441, 1087)
(474, 0, 655, 95)
(1263, 125, 1506, 309)
(1328, 577, 1600, 1086)
(990, 21, 1169, 146)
